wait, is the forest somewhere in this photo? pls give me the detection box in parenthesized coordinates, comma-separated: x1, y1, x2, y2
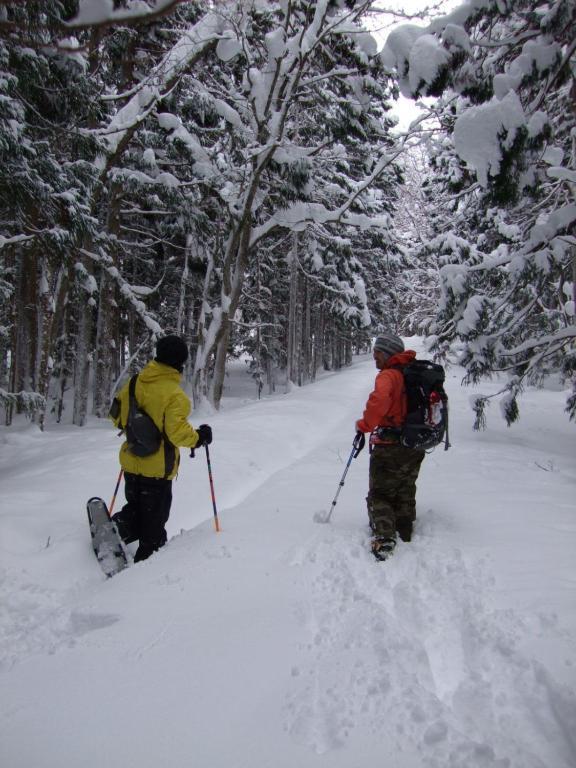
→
(0, 0, 574, 428)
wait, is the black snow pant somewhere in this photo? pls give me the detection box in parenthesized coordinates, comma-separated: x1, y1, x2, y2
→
(113, 472, 172, 562)
(367, 444, 425, 541)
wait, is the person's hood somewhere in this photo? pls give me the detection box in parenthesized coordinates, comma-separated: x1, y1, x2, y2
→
(138, 359, 182, 384)
(383, 349, 417, 368)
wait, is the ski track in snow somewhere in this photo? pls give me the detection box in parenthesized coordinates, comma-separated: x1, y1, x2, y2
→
(0, 572, 121, 670)
(284, 523, 576, 768)
(1, 350, 575, 768)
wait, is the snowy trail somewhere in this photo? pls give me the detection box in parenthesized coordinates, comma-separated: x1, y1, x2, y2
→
(1, 349, 575, 768)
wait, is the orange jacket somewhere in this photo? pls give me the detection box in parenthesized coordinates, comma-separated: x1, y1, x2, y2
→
(356, 350, 416, 437)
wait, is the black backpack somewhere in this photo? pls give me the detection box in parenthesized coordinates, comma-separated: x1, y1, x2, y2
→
(400, 360, 450, 451)
(124, 375, 162, 457)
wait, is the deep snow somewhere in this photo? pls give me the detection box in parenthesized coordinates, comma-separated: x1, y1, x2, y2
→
(1, 340, 575, 768)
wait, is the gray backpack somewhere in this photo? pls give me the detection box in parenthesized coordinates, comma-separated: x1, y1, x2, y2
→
(124, 375, 162, 457)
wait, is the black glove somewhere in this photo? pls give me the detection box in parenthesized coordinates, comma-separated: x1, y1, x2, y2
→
(196, 424, 213, 447)
(353, 431, 365, 457)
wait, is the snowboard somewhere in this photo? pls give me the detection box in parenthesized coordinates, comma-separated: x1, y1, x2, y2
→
(87, 496, 129, 578)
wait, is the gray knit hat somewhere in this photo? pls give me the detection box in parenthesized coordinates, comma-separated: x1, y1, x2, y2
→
(373, 332, 404, 358)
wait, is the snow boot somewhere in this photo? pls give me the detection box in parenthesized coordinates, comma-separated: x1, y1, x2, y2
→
(371, 536, 396, 562)
(111, 511, 138, 545)
(133, 530, 167, 563)
(396, 518, 413, 543)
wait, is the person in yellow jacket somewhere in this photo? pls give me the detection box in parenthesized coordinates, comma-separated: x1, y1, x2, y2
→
(109, 335, 212, 563)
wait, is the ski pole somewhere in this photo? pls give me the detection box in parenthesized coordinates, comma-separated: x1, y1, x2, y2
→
(204, 444, 220, 532)
(318, 431, 365, 524)
(109, 469, 124, 517)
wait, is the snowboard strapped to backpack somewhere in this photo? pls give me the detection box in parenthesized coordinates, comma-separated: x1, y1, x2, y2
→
(109, 375, 162, 457)
(401, 360, 450, 451)
(376, 360, 450, 451)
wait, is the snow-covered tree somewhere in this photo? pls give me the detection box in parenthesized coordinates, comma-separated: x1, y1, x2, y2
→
(384, 0, 576, 422)
(1, 0, 406, 426)
(0, 0, 103, 427)
(75, 0, 403, 408)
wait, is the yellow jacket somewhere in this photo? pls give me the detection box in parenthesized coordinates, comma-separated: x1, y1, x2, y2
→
(110, 360, 200, 480)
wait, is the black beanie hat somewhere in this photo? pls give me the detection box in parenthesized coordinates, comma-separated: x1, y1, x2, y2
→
(155, 335, 188, 372)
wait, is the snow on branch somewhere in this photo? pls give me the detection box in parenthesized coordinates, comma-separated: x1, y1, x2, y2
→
(250, 202, 390, 248)
(528, 205, 576, 249)
(0, 389, 45, 417)
(95, 13, 225, 162)
(453, 92, 525, 187)
(499, 325, 576, 359)
(79, 248, 163, 335)
(0, 233, 35, 249)
(452, 205, 576, 279)
(370, 1, 449, 24)
(381, 24, 453, 97)
(67, 0, 182, 29)
(250, 142, 401, 247)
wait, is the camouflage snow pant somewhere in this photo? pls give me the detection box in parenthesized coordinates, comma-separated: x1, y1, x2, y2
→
(367, 444, 425, 541)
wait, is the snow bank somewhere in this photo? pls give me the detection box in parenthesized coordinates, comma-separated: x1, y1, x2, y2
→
(1, 345, 575, 768)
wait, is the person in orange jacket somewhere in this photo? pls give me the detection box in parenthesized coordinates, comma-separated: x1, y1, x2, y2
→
(356, 332, 425, 561)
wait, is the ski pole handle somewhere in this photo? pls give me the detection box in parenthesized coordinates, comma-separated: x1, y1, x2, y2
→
(353, 431, 366, 457)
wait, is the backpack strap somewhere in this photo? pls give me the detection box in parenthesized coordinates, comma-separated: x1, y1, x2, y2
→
(124, 374, 138, 436)
(443, 394, 451, 451)
(128, 374, 138, 405)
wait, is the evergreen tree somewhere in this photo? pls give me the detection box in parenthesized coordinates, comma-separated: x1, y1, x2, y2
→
(0, 0, 406, 426)
(0, 0, 102, 426)
(384, 0, 576, 422)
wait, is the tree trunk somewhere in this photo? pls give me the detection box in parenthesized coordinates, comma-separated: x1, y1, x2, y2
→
(210, 316, 230, 405)
(72, 288, 93, 427)
(92, 270, 118, 417)
(34, 258, 68, 430)
(286, 232, 299, 389)
(53, 302, 72, 424)
(192, 245, 216, 406)
(302, 275, 311, 384)
(177, 247, 189, 336)
(93, 187, 121, 417)
(6, 247, 38, 424)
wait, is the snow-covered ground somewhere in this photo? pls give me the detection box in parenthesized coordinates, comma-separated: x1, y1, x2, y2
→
(1, 339, 575, 768)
